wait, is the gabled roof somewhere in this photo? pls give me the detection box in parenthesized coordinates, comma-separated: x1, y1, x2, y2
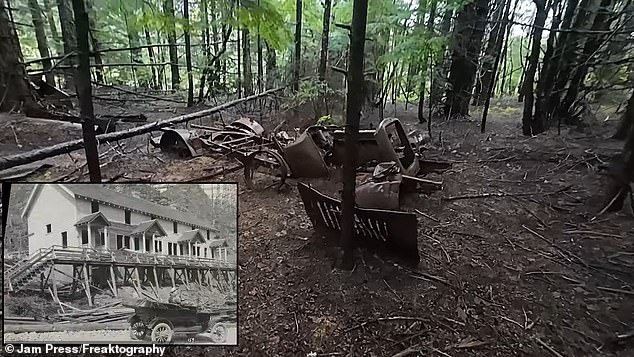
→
(207, 239, 228, 248)
(75, 212, 111, 227)
(173, 229, 206, 243)
(130, 219, 168, 237)
(22, 184, 214, 230)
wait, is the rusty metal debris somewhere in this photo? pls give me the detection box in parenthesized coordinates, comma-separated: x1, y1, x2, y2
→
(152, 117, 452, 196)
(297, 182, 420, 264)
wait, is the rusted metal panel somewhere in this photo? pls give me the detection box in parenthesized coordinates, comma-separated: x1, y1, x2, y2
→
(297, 182, 419, 264)
(283, 132, 329, 178)
(374, 118, 420, 176)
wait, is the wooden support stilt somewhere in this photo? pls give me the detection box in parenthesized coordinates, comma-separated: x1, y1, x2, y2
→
(50, 263, 59, 304)
(153, 267, 160, 290)
(170, 267, 176, 288)
(70, 266, 77, 295)
(82, 263, 93, 307)
(110, 265, 118, 297)
(184, 268, 189, 285)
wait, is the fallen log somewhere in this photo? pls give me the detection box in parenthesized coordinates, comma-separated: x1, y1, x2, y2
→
(0, 88, 283, 171)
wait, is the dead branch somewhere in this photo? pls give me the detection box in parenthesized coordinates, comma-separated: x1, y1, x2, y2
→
(344, 316, 428, 333)
(444, 185, 572, 201)
(534, 337, 566, 357)
(90, 81, 185, 103)
(0, 88, 284, 171)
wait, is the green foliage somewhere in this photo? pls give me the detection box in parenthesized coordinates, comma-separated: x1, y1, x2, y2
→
(235, 0, 292, 50)
(317, 114, 333, 125)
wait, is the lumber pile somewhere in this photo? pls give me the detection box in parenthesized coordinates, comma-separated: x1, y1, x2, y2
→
(168, 284, 236, 312)
(55, 302, 134, 324)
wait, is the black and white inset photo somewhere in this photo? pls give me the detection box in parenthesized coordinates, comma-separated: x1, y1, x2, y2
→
(2, 183, 237, 345)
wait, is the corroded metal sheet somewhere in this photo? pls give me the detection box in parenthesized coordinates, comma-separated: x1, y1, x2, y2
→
(297, 182, 419, 264)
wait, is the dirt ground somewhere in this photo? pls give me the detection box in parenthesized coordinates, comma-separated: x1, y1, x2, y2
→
(1, 97, 633, 356)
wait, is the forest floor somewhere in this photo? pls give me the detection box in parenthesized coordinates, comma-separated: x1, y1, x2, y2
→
(1, 95, 633, 356)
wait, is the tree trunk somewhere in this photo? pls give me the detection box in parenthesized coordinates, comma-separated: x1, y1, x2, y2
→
(71, 0, 101, 182)
(257, 33, 263, 93)
(28, 0, 54, 85)
(85, 0, 103, 83)
(237, 22, 241, 97)
(43, 0, 62, 56)
(242, 28, 253, 95)
(521, 0, 547, 136)
(474, 0, 508, 106)
(144, 29, 157, 88)
(614, 92, 634, 139)
(198, 0, 210, 101)
(265, 42, 276, 89)
(0, 0, 39, 112)
(417, 0, 436, 122)
(164, 0, 179, 90)
(444, 0, 489, 117)
(318, 0, 332, 81)
(184, 0, 193, 106)
(293, 0, 302, 90)
(57, 0, 76, 88)
(605, 88, 634, 211)
(430, 7, 452, 107)
(533, 0, 562, 127)
(559, 0, 614, 121)
(341, 0, 369, 270)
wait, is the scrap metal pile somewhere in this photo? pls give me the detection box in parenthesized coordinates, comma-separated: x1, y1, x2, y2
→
(153, 117, 452, 264)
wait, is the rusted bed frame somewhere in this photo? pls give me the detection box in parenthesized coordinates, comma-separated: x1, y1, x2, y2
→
(297, 182, 420, 264)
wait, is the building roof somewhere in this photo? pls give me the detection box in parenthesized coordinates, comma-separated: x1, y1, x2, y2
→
(173, 229, 206, 243)
(62, 184, 214, 230)
(109, 221, 135, 233)
(75, 212, 111, 227)
(130, 219, 168, 236)
(207, 239, 228, 248)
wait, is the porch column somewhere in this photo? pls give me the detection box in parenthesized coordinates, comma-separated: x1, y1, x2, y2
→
(153, 233, 157, 254)
(104, 226, 109, 250)
(224, 248, 227, 261)
(87, 224, 92, 247)
(142, 232, 147, 253)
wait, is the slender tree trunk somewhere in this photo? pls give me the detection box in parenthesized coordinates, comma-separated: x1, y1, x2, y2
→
(242, 28, 253, 95)
(533, 0, 562, 127)
(85, 0, 103, 83)
(521, 0, 547, 136)
(293, 0, 302, 90)
(71, 0, 101, 182)
(559, 0, 614, 121)
(0, 0, 39, 112)
(265, 42, 276, 89)
(430, 7, 452, 107)
(481, 0, 512, 132)
(256, 32, 263, 93)
(121, 0, 142, 86)
(28, 0, 54, 85)
(417, 0, 436, 122)
(164, 0, 179, 90)
(145, 29, 158, 88)
(57, 0, 76, 88)
(237, 23, 241, 97)
(184, 0, 193, 106)
(198, 0, 210, 101)
(43, 0, 62, 56)
(475, 0, 507, 106)
(605, 88, 634, 211)
(341, 0, 369, 270)
(444, 0, 489, 117)
(318, 0, 332, 81)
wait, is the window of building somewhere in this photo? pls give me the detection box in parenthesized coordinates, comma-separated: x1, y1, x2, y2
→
(179, 244, 183, 255)
(97, 232, 105, 246)
(61, 232, 68, 248)
(124, 236, 130, 249)
(197, 246, 200, 256)
(158, 241, 163, 253)
(134, 237, 140, 250)
(46, 224, 52, 233)
(125, 210, 131, 224)
(117, 235, 123, 249)
(168, 243, 172, 255)
(204, 248, 207, 257)
(81, 230, 88, 245)
(173, 222, 178, 234)
(207, 230, 210, 240)
(91, 201, 99, 213)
